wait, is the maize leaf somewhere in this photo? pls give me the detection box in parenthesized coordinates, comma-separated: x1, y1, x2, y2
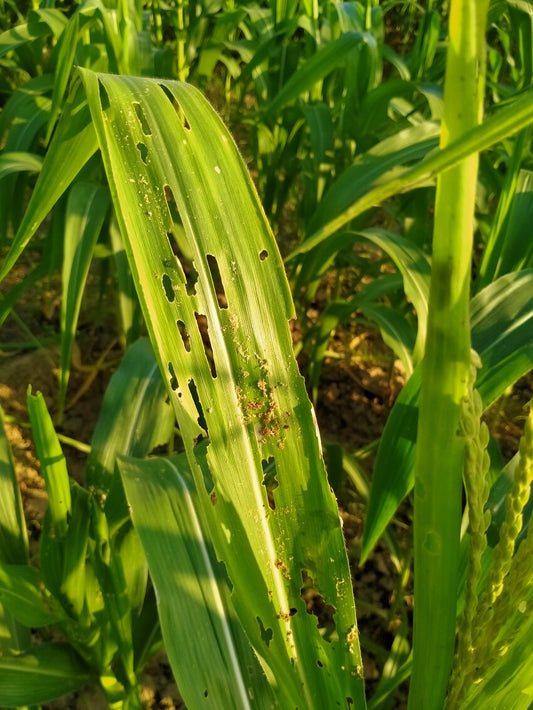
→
(76, 70, 365, 708)
(0, 642, 91, 707)
(119, 453, 279, 709)
(59, 181, 110, 419)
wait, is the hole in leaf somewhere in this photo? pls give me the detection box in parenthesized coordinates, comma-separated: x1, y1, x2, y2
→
(290, 608, 297, 616)
(206, 254, 228, 309)
(168, 362, 178, 391)
(133, 102, 151, 135)
(98, 82, 110, 111)
(203, 690, 208, 698)
(176, 320, 191, 351)
(300, 570, 337, 642)
(166, 233, 197, 294)
(261, 457, 278, 510)
(162, 274, 175, 302)
(195, 313, 217, 378)
(160, 84, 191, 129)
(136, 141, 148, 164)
(185, 263, 199, 296)
(259, 249, 269, 261)
(257, 617, 273, 647)
(317, 659, 323, 667)
(164, 185, 181, 226)
(347, 697, 354, 708)
(167, 230, 179, 254)
(188, 379, 208, 433)
(193, 435, 213, 494)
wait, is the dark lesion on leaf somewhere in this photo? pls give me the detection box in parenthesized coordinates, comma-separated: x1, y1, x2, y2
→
(236, 376, 288, 449)
(274, 556, 290, 580)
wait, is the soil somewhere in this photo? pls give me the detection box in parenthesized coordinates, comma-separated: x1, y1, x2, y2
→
(0, 252, 530, 710)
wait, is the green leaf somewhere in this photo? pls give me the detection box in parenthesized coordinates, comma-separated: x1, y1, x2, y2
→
(59, 485, 92, 619)
(471, 269, 533, 404)
(0, 151, 43, 179)
(476, 129, 529, 289)
(0, 9, 67, 57)
(0, 562, 64, 628)
(85, 338, 174, 679)
(0, 409, 31, 652)
(305, 121, 440, 235)
(480, 168, 533, 282)
(361, 270, 533, 563)
(77, 70, 365, 708)
(109, 215, 142, 346)
(119, 453, 279, 709)
(357, 228, 431, 365)
(0, 411, 28, 567)
(59, 181, 110, 420)
(0, 642, 92, 706)
(86, 338, 174, 506)
(0, 77, 51, 242)
(289, 85, 533, 259)
(0, 80, 98, 283)
(0, 76, 52, 151)
(359, 303, 415, 379)
(27, 389, 71, 539)
(264, 32, 375, 117)
(90, 499, 136, 687)
(461, 613, 533, 710)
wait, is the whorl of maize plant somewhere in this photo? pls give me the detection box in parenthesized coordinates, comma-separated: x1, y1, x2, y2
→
(447, 352, 491, 709)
